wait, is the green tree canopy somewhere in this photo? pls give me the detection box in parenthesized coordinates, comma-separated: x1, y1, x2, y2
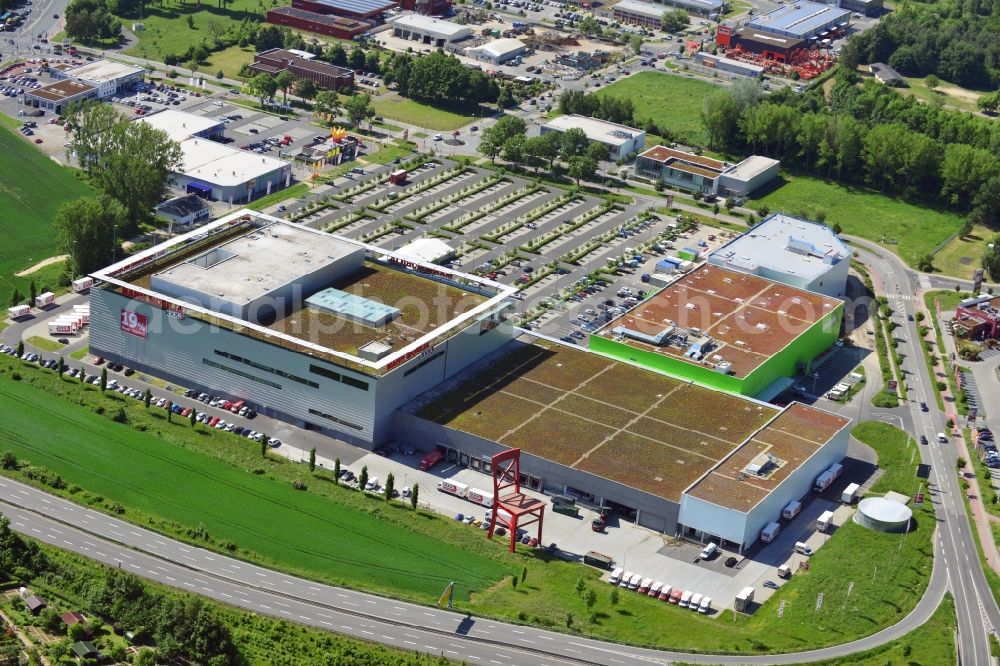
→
(344, 92, 375, 127)
(56, 197, 127, 276)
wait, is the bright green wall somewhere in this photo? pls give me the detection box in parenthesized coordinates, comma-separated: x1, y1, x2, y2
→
(587, 302, 843, 397)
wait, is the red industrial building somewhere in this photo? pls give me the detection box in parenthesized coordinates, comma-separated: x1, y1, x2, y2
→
(955, 295, 1000, 340)
(250, 49, 355, 91)
(716, 25, 804, 62)
(266, 6, 372, 39)
(291, 0, 397, 21)
(399, 0, 452, 15)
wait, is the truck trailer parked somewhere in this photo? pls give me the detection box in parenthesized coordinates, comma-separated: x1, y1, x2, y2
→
(583, 551, 615, 570)
(7, 305, 29, 319)
(419, 449, 444, 470)
(841, 482, 860, 504)
(437, 480, 468, 498)
(34, 291, 54, 308)
(734, 586, 754, 612)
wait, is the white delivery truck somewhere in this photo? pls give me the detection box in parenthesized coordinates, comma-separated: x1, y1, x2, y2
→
(794, 541, 814, 556)
(816, 510, 835, 532)
(782, 500, 802, 520)
(734, 586, 754, 612)
(437, 480, 469, 498)
(814, 471, 835, 492)
(71, 277, 93, 293)
(466, 488, 493, 507)
(761, 521, 780, 543)
(841, 482, 860, 504)
(48, 319, 78, 335)
(34, 292, 54, 308)
(7, 305, 29, 320)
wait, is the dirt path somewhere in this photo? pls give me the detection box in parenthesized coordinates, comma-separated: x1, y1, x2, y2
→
(15, 255, 68, 277)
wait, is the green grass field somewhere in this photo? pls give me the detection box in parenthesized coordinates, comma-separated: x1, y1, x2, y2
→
(0, 362, 508, 602)
(901, 76, 983, 114)
(205, 44, 256, 80)
(371, 94, 478, 132)
(121, 0, 267, 63)
(0, 127, 94, 304)
(596, 71, 721, 146)
(932, 224, 994, 279)
(754, 175, 964, 266)
(244, 182, 310, 212)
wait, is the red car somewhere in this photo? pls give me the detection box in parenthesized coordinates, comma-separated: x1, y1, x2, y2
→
(180, 407, 192, 417)
(93, 356, 105, 365)
(208, 416, 220, 427)
(33, 138, 42, 144)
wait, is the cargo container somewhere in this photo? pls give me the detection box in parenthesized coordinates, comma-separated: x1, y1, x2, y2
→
(841, 482, 860, 504)
(761, 521, 780, 542)
(584, 551, 614, 570)
(655, 259, 677, 273)
(466, 487, 493, 507)
(817, 509, 834, 532)
(734, 586, 754, 612)
(48, 320, 77, 335)
(71, 277, 93, 292)
(437, 480, 468, 498)
(782, 500, 801, 520)
(677, 260, 694, 273)
(389, 169, 407, 185)
(7, 305, 29, 319)
(648, 273, 674, 288)
(34, 292, 54, 308)
(419, 449, 444, 471)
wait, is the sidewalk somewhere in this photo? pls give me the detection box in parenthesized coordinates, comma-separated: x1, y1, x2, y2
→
(920, 293, 1000, 574)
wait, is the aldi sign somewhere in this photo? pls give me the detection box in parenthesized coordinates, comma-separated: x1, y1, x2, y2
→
(120, 309, 148, 339)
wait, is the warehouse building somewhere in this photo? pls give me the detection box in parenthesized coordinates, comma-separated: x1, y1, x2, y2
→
(389, 14, 473, 46)
(694, 52, 764, 77)
(464, 38, 528, 64)
(251, 48, 354, 90)
(88, 210, 517, 446)
(634, 146, 779, 197)
(400, 337, 850, 547)
(173, 138, 292, 203)
(715, 25, 805, 61)
(869, 62, 905, 87)
(399, 0, 452, 15)
(745, 1, 851, 40)
(53, 59, 145, 99)
(266, 6, 373, 39)
(839, 0, 883, 17)
(708, 213, 851, 298)
(138, 109, 226, 142)
(541, 115, 645, 161)
(651, 0, 725, 18)
(291, 0, 398, 21)
(589, 264, 843, 397)
(24, 79, 96, 113)
(611, 0, 665, 29)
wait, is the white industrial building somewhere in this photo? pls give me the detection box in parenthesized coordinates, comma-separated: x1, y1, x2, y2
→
(393, 238, 455, 264)
(389, 14, 473, 46)
(136, 109, 293, 204)
(541, 114, 645, 161)
(88, 210, 516, 446)
(708, 213, 852, 298)
(464, 38, 528, 64)
(173, 138, 292, 203)
(634, 146, 779, 197)
(54, 59, 145, 99)
(138, 109, 226, 142)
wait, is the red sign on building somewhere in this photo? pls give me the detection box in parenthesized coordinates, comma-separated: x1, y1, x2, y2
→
(120, 309, 148, 339)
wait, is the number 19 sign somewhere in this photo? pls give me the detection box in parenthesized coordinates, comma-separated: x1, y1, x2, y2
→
(120, 309, 148, 339)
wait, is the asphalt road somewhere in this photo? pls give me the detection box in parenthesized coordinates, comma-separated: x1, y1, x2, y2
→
(849, 235, 1000, 664)
(0, 474, 950, 666)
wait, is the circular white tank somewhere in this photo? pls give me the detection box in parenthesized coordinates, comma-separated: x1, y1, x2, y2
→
(853, 497, 913, 533)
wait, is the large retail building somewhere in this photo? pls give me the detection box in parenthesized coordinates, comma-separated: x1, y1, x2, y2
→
(89, 210, 516, 445)
(589, 264, 843, 397)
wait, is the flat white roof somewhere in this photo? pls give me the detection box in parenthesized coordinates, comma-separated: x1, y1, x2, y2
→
(709, 213, 851, 282)
(543, 114, 643, 147)
(138, 109, 224, 142)
(394, 238, 454, 264)
(179, 138, 288, 187)
(467, 38, 526, 58)
(64, 59, 144, 84)
(613, 0, 666, 20)
(390, 13, 472, 38)
(722, 155, 779, 180)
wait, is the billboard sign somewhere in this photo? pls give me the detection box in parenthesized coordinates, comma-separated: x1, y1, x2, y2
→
(973, 269, 985, 295)
(120, 309, 148, 339)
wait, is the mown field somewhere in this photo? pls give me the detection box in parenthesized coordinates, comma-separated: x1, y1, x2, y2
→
(596, 71, 721, 146)
(753, 175, 964, 266)
(0, 126, 94, 303)
(0, 361, 508, 602)
(371, 94, 479, 132)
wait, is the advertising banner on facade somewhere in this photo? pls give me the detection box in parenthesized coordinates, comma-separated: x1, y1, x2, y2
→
(120, 309, 148, 339)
